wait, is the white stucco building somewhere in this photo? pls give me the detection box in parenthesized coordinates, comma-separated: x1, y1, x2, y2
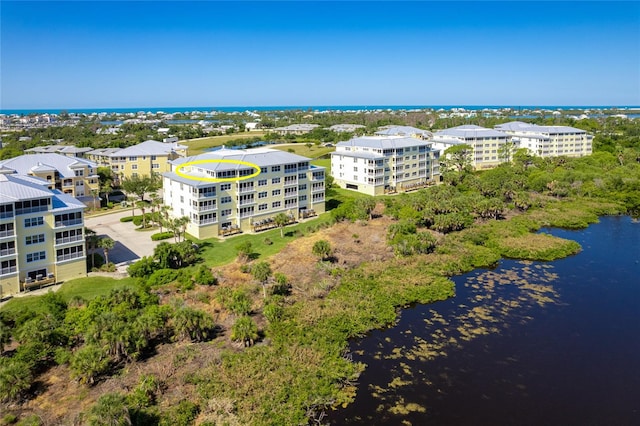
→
(494, 121, 593, 158)
(330, 136, 440, 196)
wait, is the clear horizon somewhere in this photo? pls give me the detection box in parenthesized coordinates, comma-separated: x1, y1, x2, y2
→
(2, 1, 639, 109)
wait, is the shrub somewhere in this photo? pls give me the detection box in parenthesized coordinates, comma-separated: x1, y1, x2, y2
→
(217, 289, 251, 316)
(159, 400, 200, 426)
(231, 316, 259, 347)
(0, 358, 33, 402)
(128, 256, 160, 278)
(194, 265, 217, 286)
(263, 237, 273, 245)
(120, 216, 135, 223)
(147, 269, 179, 287)
(151, 232, 173, 241)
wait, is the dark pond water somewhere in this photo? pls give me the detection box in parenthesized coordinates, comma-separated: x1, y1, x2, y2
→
(328, 216, 640, 425)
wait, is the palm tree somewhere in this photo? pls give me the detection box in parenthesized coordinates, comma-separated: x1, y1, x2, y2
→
(251, 261, 272, 298)
(86, 393, 132, 426)
(136, 201, 147, 228)
(176, 216, 190, 242)
(273, 212, 290, 238)
(85, 228, 100, 269)
(231, 316, 259, 347)
(98, 237, 116, 266)
(312, 239, 332, 261)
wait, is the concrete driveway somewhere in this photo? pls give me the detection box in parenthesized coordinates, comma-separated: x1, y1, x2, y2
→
(85, 209, 164, 270)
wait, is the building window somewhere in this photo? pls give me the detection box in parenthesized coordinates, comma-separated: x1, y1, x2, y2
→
(258, 191, 268, 199)
(132, 164, 138, 170)
(298, 184, 307, 191)
(26, 251, 46, 263)
(220, 183, 232, 191)
(258, 203, 268, 211)
(220, 196, 232, 204)
(151, 155, 157, 160)
(258, 179, 267, 186)
(25, 234, 45, 245)
(221, 209, 232, 216)
(272, 201, 281, 208)
(24, 217, 45, 228)
(129, 156, 137, 161)
(271, 165, 281, 172)
(152, 163, 160, 169)
(0, 259, 17, 275)
(272, 177, 281, 184)
(298, 173, 306, 180)
(272, 189, 281, 196)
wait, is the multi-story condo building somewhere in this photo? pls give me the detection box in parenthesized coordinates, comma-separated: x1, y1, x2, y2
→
(162, 147, 326, 239)
(330, 136, 440, 195)
(86, 140, 187, 183)
(0, 153, 99, 200)
(431, 125, 511, 169)
(24, 145, 93, 158)
(0, 171, 87, 297)
(374, 125, 432, 139)
(494, 121, 593, 158)
(273, 124, 320, 136)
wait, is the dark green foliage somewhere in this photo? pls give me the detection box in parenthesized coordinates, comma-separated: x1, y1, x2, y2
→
(172, 307, 216, 342)
(194, 265, 217, 286)
(235, 241, 253, 261)
(0, 358, 33, 402)
(70, 344, 110, 385)
(86, 393, 132, 426)
(312, 239, 332, 260)
(128, 256, 160, 278)
(151, 231, 174, 241)
(159, 400, 199, 426)
(154, 241, 199, 269)
(217, 288, 252, 316)
(120, 216, 135, 223)
(147, 269, 179, 287)
(230, 316, 259, 347)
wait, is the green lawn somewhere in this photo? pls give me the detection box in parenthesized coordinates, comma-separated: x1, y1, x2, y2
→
(273, 144, 335, 160)
(1, 276, 137, 315)
(182, 132, 267, 155)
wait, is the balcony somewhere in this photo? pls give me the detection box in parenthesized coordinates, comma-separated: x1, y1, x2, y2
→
(0, 212, 14, 220)
(237, 187, 256, 194)
(15, 205, 49, 215)
(198, 217, 218, 225)
(0, 266, 17, 276)
(55, 218, 83, 228)
(0, 230, 15, 239)
(56, 252, 84, 262)
(238, 199, 256, 207)
(196, 191, 216, 199)
(0, 248, 16, 257)
(55, 235, 84, 245)
(197, 204, 217, 212)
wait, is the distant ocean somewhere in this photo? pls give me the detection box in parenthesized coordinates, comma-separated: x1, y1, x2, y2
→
(1, 105, 638, 115)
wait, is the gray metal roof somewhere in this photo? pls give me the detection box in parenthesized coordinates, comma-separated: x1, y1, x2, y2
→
(0, 173, 86, 211)
(87, 148, 121, 156)
(105, 140, 187, 157)
(336, 136, 432, 150)
(374, 125, 432, 138)
(0, 153, 97, 178)
(0, 173, 52, 204)
(434, 125, 509, 139)
(168, 147, 318, 176)
(495, 121, 588, 135)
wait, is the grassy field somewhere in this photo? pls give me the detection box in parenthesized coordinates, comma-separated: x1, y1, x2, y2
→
(182, 132, 267, 155)
(1, 276, 136, 315)
(272, 144, 335, 160)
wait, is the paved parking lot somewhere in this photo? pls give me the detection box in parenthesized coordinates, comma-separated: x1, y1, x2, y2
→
(85, 210, 163, 271)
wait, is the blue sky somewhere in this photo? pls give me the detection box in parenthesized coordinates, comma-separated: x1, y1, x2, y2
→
(1, 1, 639, 109)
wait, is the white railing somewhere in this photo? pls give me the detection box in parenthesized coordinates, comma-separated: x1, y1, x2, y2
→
(55, 235, 84, 245)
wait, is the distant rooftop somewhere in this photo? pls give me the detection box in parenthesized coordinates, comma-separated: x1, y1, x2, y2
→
(433, 125, 508, 139)
(0, 153, 98, 178)
(336, 135, 433, 150)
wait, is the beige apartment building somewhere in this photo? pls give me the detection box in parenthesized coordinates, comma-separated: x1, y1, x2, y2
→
(87, 140, 187, 183)
(331, 136, 440, 195)
(163, 147, 326, 239)
(0, 172, 87, 298)
(0, 153, 99, 199)
(431, 125, 512, 169)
